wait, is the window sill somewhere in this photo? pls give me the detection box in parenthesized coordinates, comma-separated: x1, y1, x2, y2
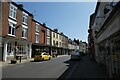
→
(22, 22, 28, 26)
(35, 41, 39, 43)
(8, 34, 16, 37)
(7, 55, 14, 57)
(22, 37, 27, 39)
(36, 31, 39, 33)
(9, 16, 17, 21)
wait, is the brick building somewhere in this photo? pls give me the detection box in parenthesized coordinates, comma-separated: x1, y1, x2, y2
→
(2, 2, 33, 61)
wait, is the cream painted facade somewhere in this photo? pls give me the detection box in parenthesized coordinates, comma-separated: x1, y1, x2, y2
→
(51, 31, 59, 47)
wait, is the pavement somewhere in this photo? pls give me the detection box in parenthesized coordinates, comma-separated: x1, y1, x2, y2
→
(58, 54, 109, 79)
(0, 55, 68, 68)
(0, 58, 34, 68)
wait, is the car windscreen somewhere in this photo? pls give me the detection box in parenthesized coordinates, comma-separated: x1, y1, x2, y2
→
(36, 52, 42, 55)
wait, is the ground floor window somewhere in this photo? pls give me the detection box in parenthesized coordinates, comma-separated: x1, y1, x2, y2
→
(7, 43, 14, 56)
(17, 44, 27, 54)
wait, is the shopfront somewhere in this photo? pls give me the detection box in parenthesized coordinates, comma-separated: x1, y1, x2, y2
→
(110, 35, 120, 78)
(3, 37, 32, 61)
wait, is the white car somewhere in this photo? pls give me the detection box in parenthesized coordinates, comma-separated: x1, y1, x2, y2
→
(71, 51, 81, 60)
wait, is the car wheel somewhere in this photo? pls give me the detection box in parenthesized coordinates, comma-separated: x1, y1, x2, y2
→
(42, 58, 44, 61)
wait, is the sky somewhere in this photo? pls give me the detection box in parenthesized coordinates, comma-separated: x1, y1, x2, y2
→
(18, 2, 97, 42)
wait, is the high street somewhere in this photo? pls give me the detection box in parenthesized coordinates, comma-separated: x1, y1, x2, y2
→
(2, 55, 70, 78)
(2, 54, 109, 79)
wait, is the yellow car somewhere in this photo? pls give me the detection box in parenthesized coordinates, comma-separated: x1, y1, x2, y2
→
(34, 52, 51, 61)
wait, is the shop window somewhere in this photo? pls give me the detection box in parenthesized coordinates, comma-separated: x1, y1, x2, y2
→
(7, 43, 14, 56)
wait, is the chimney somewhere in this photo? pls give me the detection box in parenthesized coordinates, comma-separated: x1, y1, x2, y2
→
(54, 28, 58, 32)
(18, 4, 24, 9)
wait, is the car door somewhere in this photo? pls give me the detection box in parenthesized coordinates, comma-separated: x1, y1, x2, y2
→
(43, 53, 47, 60)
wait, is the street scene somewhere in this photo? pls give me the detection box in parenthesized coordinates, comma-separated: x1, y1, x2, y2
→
(0, 0, 120, 80)
(2, 54, 108, 79)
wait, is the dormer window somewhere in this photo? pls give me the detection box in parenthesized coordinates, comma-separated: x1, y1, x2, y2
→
(9, 3, 17, 20)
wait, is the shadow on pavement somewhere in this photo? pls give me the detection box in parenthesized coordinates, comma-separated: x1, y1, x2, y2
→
(57, 54, 110, 80)
(57, 58, 81, 80)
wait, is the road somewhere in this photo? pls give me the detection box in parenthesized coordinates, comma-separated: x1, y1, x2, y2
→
(2, 54, 109, 79)
(2, 55, 71, 78)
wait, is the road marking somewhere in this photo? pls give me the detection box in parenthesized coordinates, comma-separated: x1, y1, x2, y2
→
(66, 62, 79, 78)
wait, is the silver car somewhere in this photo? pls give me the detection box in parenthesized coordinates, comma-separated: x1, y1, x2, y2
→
(71, 51, 81, 60)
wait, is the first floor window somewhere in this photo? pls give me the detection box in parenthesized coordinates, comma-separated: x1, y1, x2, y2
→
(53, 33, 55, 38)
(36, 23, 39, 32)
(59, 42, 61, 47)
(8, 22, 16, 35)
(22, 12, 28, 25)
(22, 27, 27, 38)
(36, 34, 39, 43)
(56, 41, 58, 46)
(53, 40, 55, 46)
(47, 38, 50, 45)
(47, 29, 50, 36)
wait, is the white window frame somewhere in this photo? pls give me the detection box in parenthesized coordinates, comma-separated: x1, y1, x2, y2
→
(36, 23, 39, 32)
(35, 33, 39, 43)
(22, 25, 28, 39)
(53, 40, 55, 46)
(8, 19, 16, 36)
(47, 37, 50, 45)
(7, 43, 14, 56)
(53, 32, 55, 38)
(22, 12, 28, 25)
(56, 34, 58, 39)
(47, 29, 50, 36)
(9, 3, 17, 20)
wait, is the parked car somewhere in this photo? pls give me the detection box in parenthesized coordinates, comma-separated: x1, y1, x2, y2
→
(71, 50, 81, 60)
(52, 51, 58, 58)
(34, 52, 51, 61)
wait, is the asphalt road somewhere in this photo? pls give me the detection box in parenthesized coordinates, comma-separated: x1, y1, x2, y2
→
(2, 54, 109, 80)
(2, 55, 72, 78)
